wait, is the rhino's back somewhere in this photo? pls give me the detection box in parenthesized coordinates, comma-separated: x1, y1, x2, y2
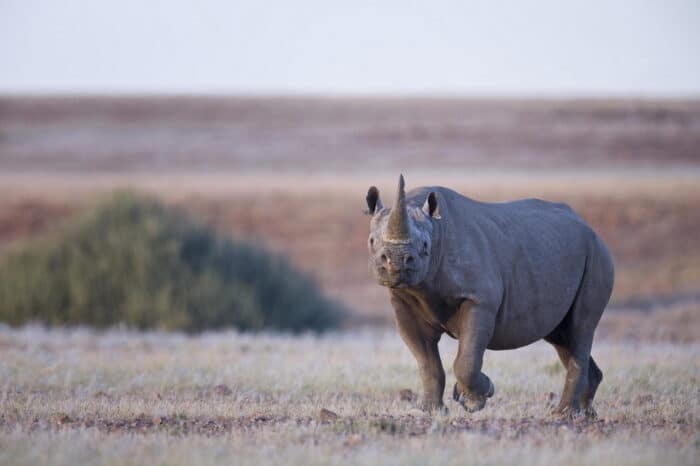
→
(410, 187, 604, 349)
(485, 199, 596, 348)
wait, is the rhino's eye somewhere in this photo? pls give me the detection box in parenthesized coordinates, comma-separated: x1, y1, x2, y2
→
(422, 241, 428, 254)
(370, 237, 375, 247)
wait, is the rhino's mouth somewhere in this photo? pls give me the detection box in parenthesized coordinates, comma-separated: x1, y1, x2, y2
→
(374, 263, 418, 288)
(380, 273, 412, 288)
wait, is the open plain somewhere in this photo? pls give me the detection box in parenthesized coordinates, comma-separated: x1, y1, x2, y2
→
(0, 97, 698, 465)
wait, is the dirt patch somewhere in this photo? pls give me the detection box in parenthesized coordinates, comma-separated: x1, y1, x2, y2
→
(2, 412, 694, 440)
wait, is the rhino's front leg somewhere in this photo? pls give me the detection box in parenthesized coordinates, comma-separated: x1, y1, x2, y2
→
(452, 302, 496, 412)
(392, 296, 446, 412)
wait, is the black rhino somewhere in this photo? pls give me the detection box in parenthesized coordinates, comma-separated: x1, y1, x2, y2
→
(366, 175, 614, 417)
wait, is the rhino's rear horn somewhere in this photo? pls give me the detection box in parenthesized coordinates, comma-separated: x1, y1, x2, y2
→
(386, 174, 411, 241)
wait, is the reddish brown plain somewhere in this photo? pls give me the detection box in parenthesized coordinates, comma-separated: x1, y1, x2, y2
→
(1, 97, 698, 337)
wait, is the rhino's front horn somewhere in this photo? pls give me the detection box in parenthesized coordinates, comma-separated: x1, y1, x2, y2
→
(386, 174, 411, 243)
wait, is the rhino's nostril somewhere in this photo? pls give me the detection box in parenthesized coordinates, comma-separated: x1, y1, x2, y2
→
(405, 255, 415, 266)
(381, 254, 388, 264)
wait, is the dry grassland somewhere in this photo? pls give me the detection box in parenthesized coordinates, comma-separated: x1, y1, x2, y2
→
(0, 326, 698, 466)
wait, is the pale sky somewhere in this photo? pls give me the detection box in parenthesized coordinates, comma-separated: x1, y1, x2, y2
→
(1, 0, 699, 96)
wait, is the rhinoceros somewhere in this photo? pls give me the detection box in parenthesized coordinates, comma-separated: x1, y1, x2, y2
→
(365, 175, 614, 417)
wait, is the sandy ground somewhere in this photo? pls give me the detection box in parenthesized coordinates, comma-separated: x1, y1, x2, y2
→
(0, 326, 698, 466)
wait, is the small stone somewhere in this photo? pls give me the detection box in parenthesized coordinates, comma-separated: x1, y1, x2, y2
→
(407, 408, 427, 418)
(152, 416, 162, 425)
(319, 408, 339, 423)
(633, 394, 654, 406)
(344, 434, 363, 447)
(399, 389, 416, 402)
(213, 384, 233, 396)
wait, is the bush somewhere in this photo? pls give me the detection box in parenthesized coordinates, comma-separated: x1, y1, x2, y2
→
(0, 192, 343, 332)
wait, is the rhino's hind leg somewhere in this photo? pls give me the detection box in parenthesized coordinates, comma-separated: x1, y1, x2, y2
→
(545, 302, 605, 418)
(546, 338, 596, 418)
(545, 250, 611, 419)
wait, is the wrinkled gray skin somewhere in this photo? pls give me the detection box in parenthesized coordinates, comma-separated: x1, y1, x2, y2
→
(366, 175, 614, 418)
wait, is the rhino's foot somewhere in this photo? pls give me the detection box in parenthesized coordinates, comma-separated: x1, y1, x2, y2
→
(486, 379, 495, 398)
(418, 399, 448, 415)
(452, 380, 494, 413)
(457, 392, 487, 412)
(582, 405, 598, 419)
(548, 404, 598, 421)
(548, 405, 576, 421)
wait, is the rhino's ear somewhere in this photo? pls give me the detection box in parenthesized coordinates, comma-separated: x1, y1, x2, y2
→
(423, 192, 441, 219)
(365, 186, 383, 215)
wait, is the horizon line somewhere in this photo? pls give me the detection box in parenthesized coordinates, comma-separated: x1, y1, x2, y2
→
(2, 91, 700, 102)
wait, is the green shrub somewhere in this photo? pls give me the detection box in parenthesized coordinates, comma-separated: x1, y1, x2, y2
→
(0, 192, 343, 332)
